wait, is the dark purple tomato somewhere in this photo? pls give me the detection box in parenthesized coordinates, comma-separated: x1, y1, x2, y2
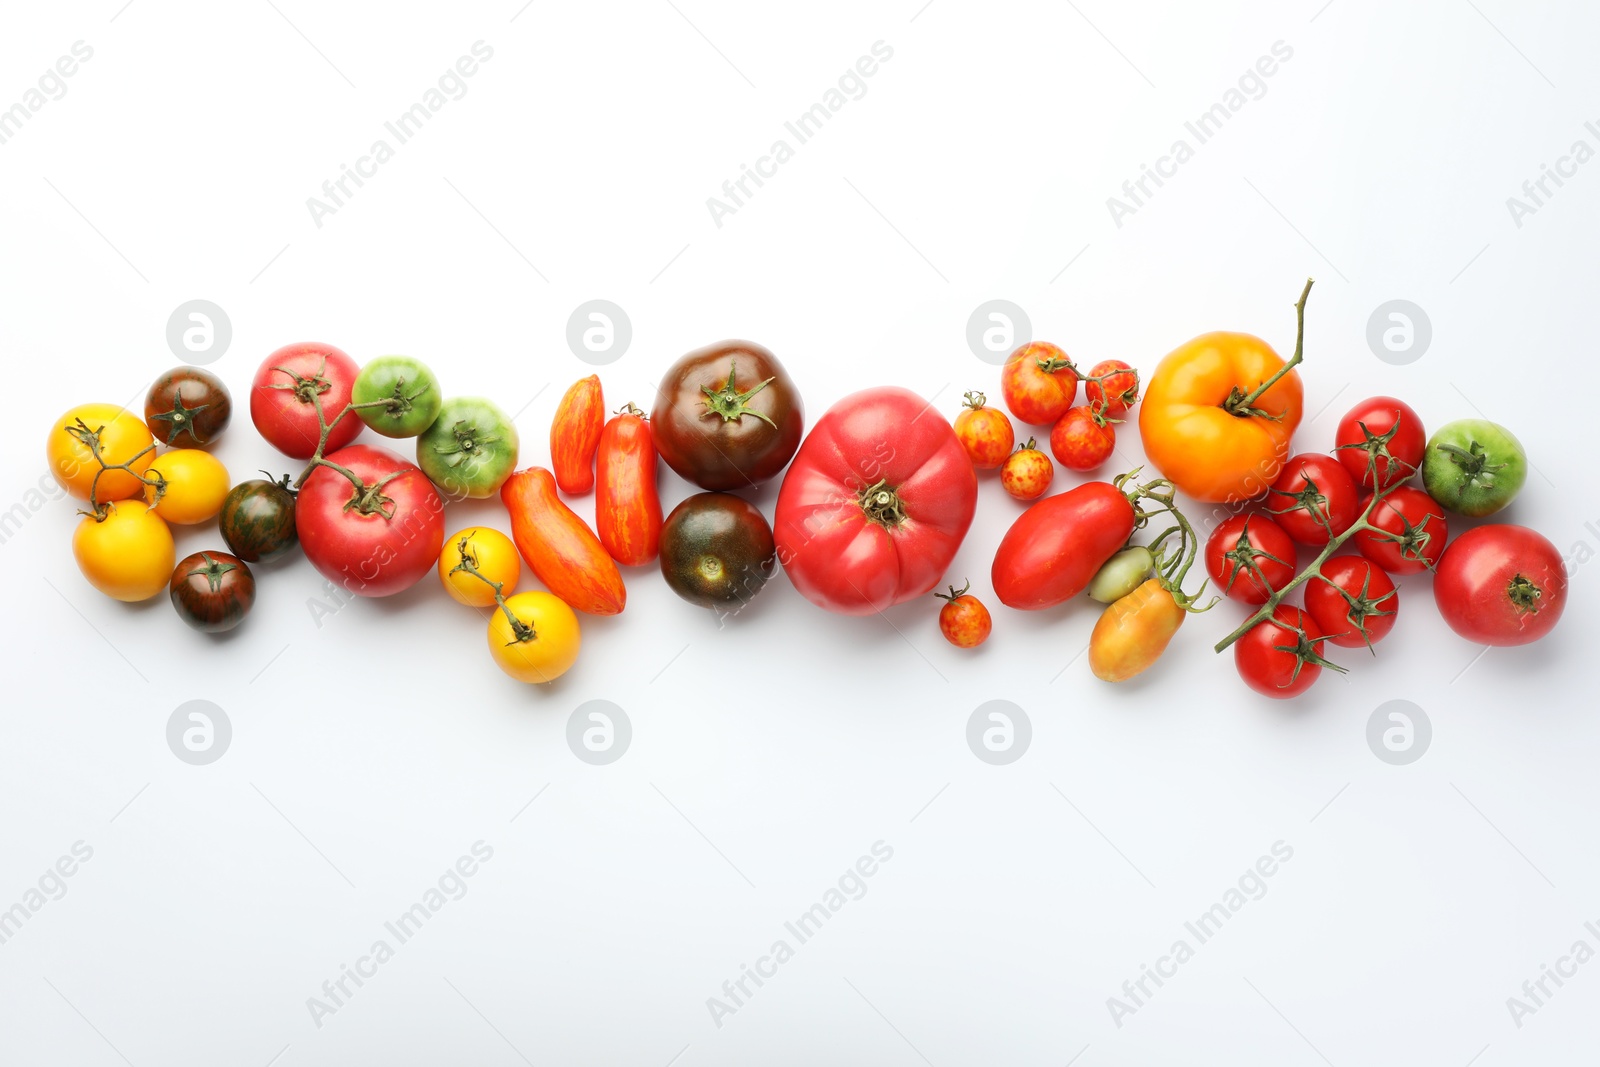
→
(169, 551, 256, 632)
(145, 367, 232, 448)
(219, 475, 298, 563)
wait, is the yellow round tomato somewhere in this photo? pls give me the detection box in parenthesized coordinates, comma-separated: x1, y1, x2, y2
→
(439, 527, 521, 607)
(144, 448, 230, 524)
(488, 592, 580, 683)
(72, 500, 175, 602)
(48, 403, 155, 502)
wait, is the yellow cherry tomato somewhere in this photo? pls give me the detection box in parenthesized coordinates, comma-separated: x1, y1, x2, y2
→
(1088, 579, 1185, 683)
(439, 527, 521, 607)
(489, 591, 580, 683)
(144, 448, 230, 524)
(48, 403, 155, 502)
(72, 500, 175, 602)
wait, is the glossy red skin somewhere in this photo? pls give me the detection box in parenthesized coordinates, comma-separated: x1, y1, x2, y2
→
(1084, 360, 1140, 417)
(596, 409, 662, 566)
(1049, 406, 1115, 472)
(1000, 342, 1079, 425)
(1267, 453, 1360, 546)
(1000, 446, 1053, 500)
(251, 342, 361, 459)
(1355, 486, 1448, 575)
(502, 467, 626, 615)
(296, 445, 445, 597)
(1433, 525, 1567, 646)
(991, 482, 1136, 609)
(551, 376, 604, 495)
(1304, 555, 1398, 648)
(1234, 606, 1327, 699)
(1335, 396, 1425, 490)
(774, 387, 978, 615)
(1205, 513, 1297, 606)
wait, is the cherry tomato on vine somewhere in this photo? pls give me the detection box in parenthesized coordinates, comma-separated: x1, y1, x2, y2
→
(1000, 342, 1078, 425)
(438, 527, 521, 608)
(1433, 525, 1567, 646)
(1084, 360, 1140, 417)
(1354, 486, 1447, 576)
(1000, 439, 1053, 500)
(936, 581, 991, 648)
(250, 342, 361, 459)
(1334, 396, 1425, 490)
(296, 445, 445, 597)
(489, 591, 581, 683)
(73, 500, 174, 602)
(1303, 555, 1398, 649)
(1204, 513, 1296, 606)
(1234, 605, 1338, 699)
(169, 551, 256, 632)
(48, 404, 154, 502)
(1266, 453, 1360, 547)
(144, 449, 230, 525)
(351, 355, 443, 439)
(953, 391, 1014, 471)
(1049, 405, 1116, 472)
(145, 367, 231, 448)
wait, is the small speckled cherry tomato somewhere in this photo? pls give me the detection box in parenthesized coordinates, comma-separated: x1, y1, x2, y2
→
(1084, 360, 1141, 417)
(953, 391, 1014, 470)
(1050, 405, 1116, 472)
(1001, 438, 1053, 500)
(1000, 342, 1079, 425)
(936, 580, 991, 648)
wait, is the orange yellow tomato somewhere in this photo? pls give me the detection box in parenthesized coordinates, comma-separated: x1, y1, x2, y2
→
(72, 500, 175, 601)
(439, 527, 521, 607)
(144, 448, 229, 524)
(488, 591, 580, 683)
(48, 404, 155, 502)
(1088, 579, 1185, 683)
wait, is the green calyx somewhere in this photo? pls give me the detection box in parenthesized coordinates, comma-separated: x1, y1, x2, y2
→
(700, 360, 777, 427)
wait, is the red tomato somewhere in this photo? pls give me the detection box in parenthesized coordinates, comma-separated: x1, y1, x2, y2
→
(1234, 605, 1336, 699)
(1000, 439, 1053, 500)
(1355, 486, 1447, 575)
(991, 481, 1136, 609)
(1204, 513, 1297, 605)
(1334, 396, 1425, 490)
(953, 391, 1014, 470)
(1000, 342, 1079, 425)
(1084, 360, 1140, 417)
(551, 375, 604, 495)
(250, 342, 361, 460)
(774, 387, 978, 615)
(1266, 453, 1360, 546)
(596, 404, 662, 566)
(1433, 525, 1567, 646)
(936, 581, 991, 648)
(1304, 555, 1399, 648)
(296, 444, 445, 596)
(1049, 405, 1116, 472)
(502, 467, 626, 615)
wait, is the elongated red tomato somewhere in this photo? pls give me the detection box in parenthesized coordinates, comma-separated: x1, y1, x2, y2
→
(991, 482, 1136, 609)
(596, 405, 662, 566)
(774, 387, 978, 615)
(501, 467, 625, 615)
(551, 376, 604, 495)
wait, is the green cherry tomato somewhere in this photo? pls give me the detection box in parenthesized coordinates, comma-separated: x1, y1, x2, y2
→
(1421, 418, 1527, 517)
(416, 397, 519, 500)
(1087, 546, 1154, 603)
(351, 355, 444, 438)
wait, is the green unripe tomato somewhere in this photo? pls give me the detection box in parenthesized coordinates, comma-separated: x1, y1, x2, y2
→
(351, 355, 443, 438)
(417, 397, 519, 500)
(1421, 419, 1527, 517)
(1088, 546, 1154, 603)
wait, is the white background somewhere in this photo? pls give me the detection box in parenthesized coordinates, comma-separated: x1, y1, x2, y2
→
(2, 1, 1597, 1064)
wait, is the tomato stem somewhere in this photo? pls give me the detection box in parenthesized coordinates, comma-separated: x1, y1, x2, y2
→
(856, 478, 908, 528)
(1222, 277, 1314, 419)
(66, 417, 163, 520)
(449, 534, 536, 642)
(700, 360, 777, 427)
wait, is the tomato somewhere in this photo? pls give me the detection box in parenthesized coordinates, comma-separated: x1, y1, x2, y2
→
(1084, 359, 1140, 417)
(144, 449, 229, 524)
(953, 391, 1014, 470)
(1354, 486, 1447, 576)
(489, 591, 581, 684)
(169, 551, 255, 632)
(351, 355, 443, 439)
(659, 492, 777, 611)
(1433, 525, 1567, 646)
(991, 481, 1136, 610)
(416, 397, 519, 501)
(145, 367, 231, 448)
(1266, 453, 1360, 546)
(774, 387, 977, 615)
(250, 342, 361, 459)
(1089, 579, 1184, 682)
(1303, 556, 1398, 649)
(72, 500, 174, 602)
(596, 404, 662, 566)
(551, 375, 605, 495)
(438, 527, 521, 608)
(1334, 396, 1425, 490)
(1000, 342, 1079, 425)
(500, 467, 626, 615)
(296, 444, 445, 597)
(1088, 546, 1154, 603)
(1000, 439, 1053, 500)
(1421, 419, 1527, 517)
(651, 341, 804, 491)
(1049, 405, 1116, 472)
(1233, 606, 1336, 699)
(936, 581, 991, 648)
(48, 403, 154, 502)
(219, 475, 298, 563)
(1204, 513, 1296, 606)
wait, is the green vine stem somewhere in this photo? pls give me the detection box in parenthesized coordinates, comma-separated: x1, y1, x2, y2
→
(1222, 278, 1314, 420)
(1113, 467, 1215, 613)
(66, 418, 162, 521)
(448, 535, 535, 644)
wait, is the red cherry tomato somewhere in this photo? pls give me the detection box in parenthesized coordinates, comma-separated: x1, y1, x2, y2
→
(1084, 360, 1140, 417)
(250, 342, 361, 460)
(953, 391, 1014, 471)
(1334, 396, 1425, 490)
(1000, 342, 1079, 425)
(1433, 525, 1567, 646)
(1049, 405, 1116, 472)
(1234, 605, 1337, 699)
(936, 581, 992, 648)
(1000, 439, 1053, 500)
(1354, 486, 1448, 575)
(1304, 555, 1399, 648)
(1204, 513, 1297, 605)
(1266, 453, 1360, 546)
(296, 444, 445, 597)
